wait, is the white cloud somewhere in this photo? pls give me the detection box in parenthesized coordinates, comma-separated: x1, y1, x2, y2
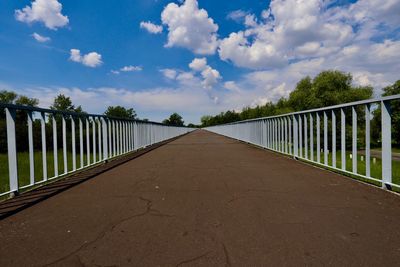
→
(189, 58, 221, 89)
(188, 57, 207, 72)
(31, 32, 51, 43)
(111, 65, 142, 74)
(218, 0, 354, 69)
(69, 49, 103, 68)
(161, 0, 219, 55)
(160, 68, 178, 80)
(219, 31, 287, 69)
(140, 21, 163, 34)
(15, 0, 69, 30)
(226, 10, 247, 22)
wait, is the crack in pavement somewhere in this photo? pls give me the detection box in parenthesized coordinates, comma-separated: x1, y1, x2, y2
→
(175, 251, 212, 267)
(222, 243, 232, 267)
(43, 196, 174, 266)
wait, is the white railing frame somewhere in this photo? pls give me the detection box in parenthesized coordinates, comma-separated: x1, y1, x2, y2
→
(206, 95, 400, 191)
(0, 103, 193, 197)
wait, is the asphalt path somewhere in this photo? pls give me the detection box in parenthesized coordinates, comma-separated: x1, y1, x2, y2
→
(1, 130, 400, 266)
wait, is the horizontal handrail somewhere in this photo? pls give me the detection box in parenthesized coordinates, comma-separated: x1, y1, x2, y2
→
(219, 94, 400, 125)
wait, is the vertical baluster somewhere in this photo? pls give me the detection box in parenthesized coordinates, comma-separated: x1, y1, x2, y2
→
(86, 118, 90, 165)
(317, 113, 321, 163)
(288, 117, 292, 155)
(97, 118, 102, 160)
(108, 119, 112, 156)
(276, 118, 282, 152)
(341, 108, 346, 171)
(365, 104, 371, 177)
(304, 114, 308, 159)
(284, 117, 288, 153)
(332, 110, 336, 168)
(28, 112, 35, 185)
(101, 117, 108, 160)
(352, 107, 357, 173)
(79, 118, 84, 168)
(293, 115, 298, 157)
(299, 115, 303, 158)
(113, 120, 116, 156)
(324, 111, 328, 166)
(381, 100, 392, 189)
(71, 116, 76, 171)
(40, 112, 47, 181)
(5, 108, 18, 193)
(52, 116, 58, 177)
(92, 117, 96, 163)
(310, 114, 314, 161)
(62, 115, 67, 173)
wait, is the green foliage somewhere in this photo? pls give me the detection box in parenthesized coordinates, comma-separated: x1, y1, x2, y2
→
(50, 94, 83, 113)
(163, 113, 185, 126)
(104, 106, 137, 119)
(0, 90, 39, 107)
(201, 70, 374, 127)
(371, 80, 400, 146)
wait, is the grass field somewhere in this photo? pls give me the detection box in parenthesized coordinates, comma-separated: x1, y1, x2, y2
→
(0, 150, 101, 193)
(299, 149, 400, 186)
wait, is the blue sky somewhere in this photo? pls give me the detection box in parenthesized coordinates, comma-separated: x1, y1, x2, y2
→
(0, 0, 399, 124)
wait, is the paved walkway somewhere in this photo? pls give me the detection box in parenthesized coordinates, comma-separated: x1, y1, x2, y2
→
(1, 130, 400, 266)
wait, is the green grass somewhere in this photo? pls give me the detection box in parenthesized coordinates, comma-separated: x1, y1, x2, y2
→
(299, 149, 400, 186)
(0, 150, 101, 194)
(274, 142, 400, 188)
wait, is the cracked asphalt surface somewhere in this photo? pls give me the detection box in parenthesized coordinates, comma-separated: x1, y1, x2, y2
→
(1, 130, 400, 266)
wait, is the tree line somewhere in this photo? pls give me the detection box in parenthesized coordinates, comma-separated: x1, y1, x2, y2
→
(200, 70, 400, 148)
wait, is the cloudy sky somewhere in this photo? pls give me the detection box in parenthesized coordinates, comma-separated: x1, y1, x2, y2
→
(0, 0, 399, 123)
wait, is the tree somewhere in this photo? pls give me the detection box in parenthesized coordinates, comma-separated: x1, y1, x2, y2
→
(163, 113, 184, 126)
(104, 106, 137, 119)
(371, 80, 400, 147)
(200, 70, 374, 128)
(50, 94, 83, 113)
(0, 90, 18, 104)
(0, 90, 39, 153)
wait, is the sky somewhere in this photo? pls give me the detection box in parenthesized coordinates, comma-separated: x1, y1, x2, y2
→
(0, 0, 399, 124)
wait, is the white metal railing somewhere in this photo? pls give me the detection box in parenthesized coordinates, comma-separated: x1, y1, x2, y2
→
(206, 95, 400, 191)
(0, 103, 193, 197)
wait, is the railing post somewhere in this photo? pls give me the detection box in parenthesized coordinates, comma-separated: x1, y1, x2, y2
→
(53, 116, 58, 177)
(71, 115, 76, 171)
(365, 104, 371, 177)
(28, 111, 35, 185)
(352, 107, 357, 174)
(381, 100, 392, 189)
(293, 115, 298, 157)
(102, 117, 108, 160)
(341, 108, 346, 171)
(41, 112, 47, 180)
(6, 108, 18, 194)
(62, 115, 68, 174)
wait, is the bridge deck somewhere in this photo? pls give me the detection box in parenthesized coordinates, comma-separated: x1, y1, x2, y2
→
(1, 130, 400, 266)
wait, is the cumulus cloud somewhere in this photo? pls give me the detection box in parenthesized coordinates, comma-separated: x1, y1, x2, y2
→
(189, 58, 221, 89)
(15, 0, 69, 30)
(69, 49, 103, 68)
(161, 0, 219, 55)
(140, 21, 163, 34)
(31, 32, 51, 43)
(218, 0, 354, 69)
